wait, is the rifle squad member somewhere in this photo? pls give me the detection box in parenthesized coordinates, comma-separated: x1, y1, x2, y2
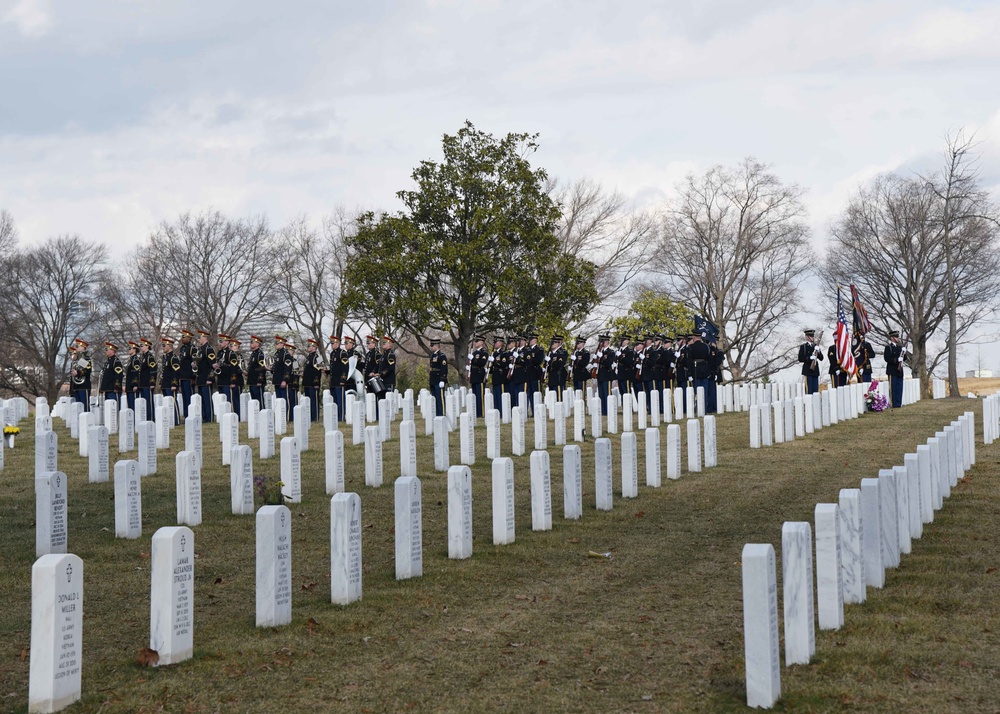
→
(571, 336, 590, 393)
(429, 337, 448, 416)
(488, 335, 508, 407)
(614, 334, 636, 397)
(468, 334, 489, 417)
(508, 334, 529, 412)
(125, 341, 140, 412)
(302, 338, 323, 422)
(69, 339, 93, 410)
(99, 341, 125, 406)
(247, 336, 267, 408)
(686, 331, 713, 412)
(546, 335, 568, 399)
(594, 333, 615, 416)
(525, 332, 545, 414)
(797, 329, 823, 395)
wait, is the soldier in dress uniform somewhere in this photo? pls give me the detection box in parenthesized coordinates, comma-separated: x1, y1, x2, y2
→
(827, 343, 848, 388)
(229, 337, 245, 418)
(488, 335, 508, 407)
(594, 334, 615, 415)
(615, 334, 635, 397)
(640, 334, 656, 400)
(546, 335, 568, 399)
(125, 341, 140, 412)
(99, 341, 125, 406)
(247, 335, 267, 408)
(302, 338, 323, 422)
(884, 330, 908, 408)
(379, 335, 397, 392)
(177, 328, 195, 419)
(651, 335, 668, 395)
(706, 335, 724, 414)
(285, 342, 300, 420)
(160, 337, 181, 424)
(508, 334, 529, 413)
(524, 332, 545, 413)
(852, 334, 876, 383)
(195, 330, 217, 422)
(686, 332, 713, 410)
(467, 334, 489, 417)
(673, 335, 688, 398)
(327, 335, 348, 421)
(271, 335, 290, 416)
(69, 339, 93, 410)
(216, 334, 236, 414)
(797, 329, 823, 395)
(429, 337, 449, 416)
(571, 336, 590, 393)
(137, 338, 157, 420)
(363, 335, 381, 392)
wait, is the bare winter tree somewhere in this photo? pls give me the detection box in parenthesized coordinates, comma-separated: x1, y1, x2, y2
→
(652, 158, 813, 380)
(0, 209, 17, 253)
(824, 172, 1000, 397)
(270, 212, 351, 364)
(921, 130, 1000, 396)
(0, 235, 109, 400)
(551, 177, 656, 334)
(143, 211, 282, 338)
(101, 243, 175, 347)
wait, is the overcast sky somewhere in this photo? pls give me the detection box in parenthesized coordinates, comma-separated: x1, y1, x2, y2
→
(3, 0, 1000, 372)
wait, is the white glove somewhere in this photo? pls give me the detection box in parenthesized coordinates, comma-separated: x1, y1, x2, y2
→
(544, 355, 551, 363)
(487, 355, 494, 365)
(612, 362, 619, 372)
(467, 353, 473, 360)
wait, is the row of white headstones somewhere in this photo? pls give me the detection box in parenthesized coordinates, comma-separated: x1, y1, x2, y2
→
(749, 379, 922, 448)
(740, 411, 977, 709)
(26, 383, 730, 713)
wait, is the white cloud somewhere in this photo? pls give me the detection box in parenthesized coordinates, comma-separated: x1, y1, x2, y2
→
(2, 0, 51, 37)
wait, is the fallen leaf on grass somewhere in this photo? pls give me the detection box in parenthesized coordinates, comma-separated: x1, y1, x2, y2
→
(305, 618, 320, 635)
(139, 552, 150, 559)
(507, 642, 525, 648)
(986, 567, 996, 574)
(959, 660, 974, 669)
(634, 511, 645, 519)
(214, 577, 223, 585)
(537, 659, 548, 666)
(19, 648, 28, 662)
(301, 581, 318, 591)
(136, 647, 159, 667)
(566, 538, 580, 544)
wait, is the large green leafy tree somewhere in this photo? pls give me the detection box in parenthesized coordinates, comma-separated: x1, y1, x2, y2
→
(605, 290, 693, 340)
(343, 121, 598, 379)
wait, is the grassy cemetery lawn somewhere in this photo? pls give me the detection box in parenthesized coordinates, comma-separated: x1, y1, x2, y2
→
(2, 397, 999, 712)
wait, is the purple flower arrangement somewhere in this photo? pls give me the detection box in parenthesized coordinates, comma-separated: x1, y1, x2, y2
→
(865, 380, 889, 413)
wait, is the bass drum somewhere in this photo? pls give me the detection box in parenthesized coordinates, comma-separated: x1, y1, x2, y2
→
(367, 375, 386, 395)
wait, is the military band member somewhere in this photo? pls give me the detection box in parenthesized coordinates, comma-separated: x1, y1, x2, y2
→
(327, 335, 348, 421)
(525, 332, 544, 413)
(852, 334, 876, 383)
(615, 334, 635, 397)
(271, 335, 290, 418)
(231, 338, 246, 396)
(571, 336, 590, 393)
(429, 337, 448, 416)
(363, 335, 381, 391)
(302, 338, 323, 422)
(827, 343, 848, 388)
(379, 336, 397, 392)
(247, 335, 267, 408)
(285, 342, 300, 420)
(68, 339, 93, 410)
(216, 334, 237, 416)
(546, 335, 568, 399)
(177, 328, 195, 418)
(159, 337, 181, 424)
(135, 338, 156, 420)
(468, 334, 489, 417)
(343, 335, 358, 361)
(195, 330, 217, 422)
(884, 330, 908, 408)
(125, 341, 140, 412)
(594, 334, 615, 416)
(99, 341, 125, 405)
(489, 336, 508, 407)
(797, 329, 823, 395)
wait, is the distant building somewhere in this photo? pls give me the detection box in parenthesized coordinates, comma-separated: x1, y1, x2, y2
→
(964, 370, 993, 378)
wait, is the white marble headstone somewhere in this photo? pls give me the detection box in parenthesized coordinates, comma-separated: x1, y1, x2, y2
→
(859, 478, 884, 588)
(230, 445, 255, 515)
(35, 471, 68, 557)
(394, 476, 423, 580)
(491, 457, 515, 545)
(595, 438, 613, 511)
(175, 451, 201, 527)
(742, 543, 781, 709)
(666, 423, 681, 480)
(364, 426, 383, 488)
(88, 425, 110, 483)
(530, 450, 552, 531)
(280, 437, 302, 503)
(563, 444, 583, 520)
(645, 428, 661, 487)
(114, 460, 142, 539)
(150, 526, 194, 665)
(29, 553, 83, 714)
(781, 522, 815, 666)
(256, 505, 292, 627)
(447, 465, 473, 559)
(815, 504, 844, 630)
(330, 492, 362, 605)
(620, 431, 638, 498)
(838, 488, 865, 605)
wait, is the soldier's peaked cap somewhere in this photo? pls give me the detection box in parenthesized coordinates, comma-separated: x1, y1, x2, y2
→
(804, 329, 816, 337)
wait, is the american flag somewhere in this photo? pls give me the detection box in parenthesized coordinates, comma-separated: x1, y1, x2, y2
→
(836, 287, 857, 377)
